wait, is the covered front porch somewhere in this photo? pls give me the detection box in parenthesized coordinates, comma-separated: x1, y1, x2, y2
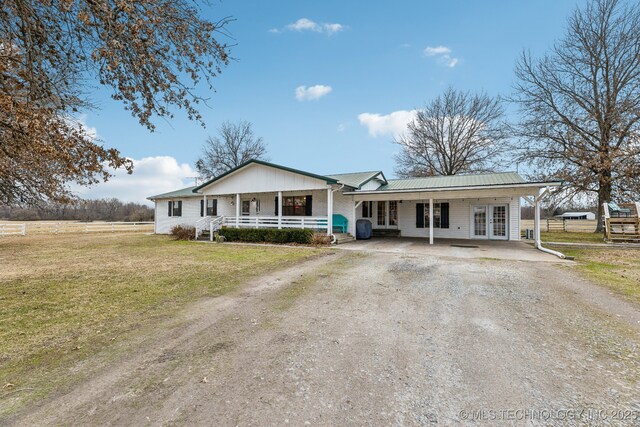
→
(197, 187, 340, 237)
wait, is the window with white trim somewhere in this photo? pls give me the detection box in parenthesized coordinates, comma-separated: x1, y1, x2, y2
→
(168, 200, 182, 217)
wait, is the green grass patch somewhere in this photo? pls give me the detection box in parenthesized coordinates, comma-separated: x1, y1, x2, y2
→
(0, 233, 321, 415)
(540, 231, 605, 244)
(558, 248, 640, 304)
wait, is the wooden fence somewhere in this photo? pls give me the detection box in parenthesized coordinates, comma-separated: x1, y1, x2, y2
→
(0, 221, 154, 236)
(521, 219, 597, 233)
(0, 223, 26, 237)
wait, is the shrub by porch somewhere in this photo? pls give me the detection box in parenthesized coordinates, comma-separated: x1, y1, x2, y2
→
(219, 227, 314, 244)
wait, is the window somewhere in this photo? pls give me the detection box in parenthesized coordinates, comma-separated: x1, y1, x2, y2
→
(200, 199, 218, 216)
(242, 200, 250, 216)
(281, 195, 312, 216)
(168, 200, 182, 217)
(362, 201, 373, 218)
(416, 202, 449, 229)
(377, 201, 386, 226)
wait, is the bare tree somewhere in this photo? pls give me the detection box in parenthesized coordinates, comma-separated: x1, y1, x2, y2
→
(196, 121, 268, 178)
(1, 1, 232, 206)
(511, 0, 640, 231)
(394, 88, 508, 177)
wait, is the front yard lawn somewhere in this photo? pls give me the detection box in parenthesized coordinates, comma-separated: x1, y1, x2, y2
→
(0, 233, 322, 414)
(556, 247, 640, 304)
(541, 231, 605, 244)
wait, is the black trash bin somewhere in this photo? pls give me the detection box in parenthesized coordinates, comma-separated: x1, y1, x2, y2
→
(356, 219, 372, 240)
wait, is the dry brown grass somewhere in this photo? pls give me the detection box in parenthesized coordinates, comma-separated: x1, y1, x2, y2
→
(0, 233, 322, 413)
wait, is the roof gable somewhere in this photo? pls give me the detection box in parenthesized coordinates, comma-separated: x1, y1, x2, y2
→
(327, 171, 387, 189)
(193, 159, 339, 193)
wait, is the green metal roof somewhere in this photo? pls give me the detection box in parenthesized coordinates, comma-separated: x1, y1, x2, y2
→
(147, 186, 200, 200)
(193, 159, 339, 192)
(376, 172, 526, 191)
(327, 171, 386, 189)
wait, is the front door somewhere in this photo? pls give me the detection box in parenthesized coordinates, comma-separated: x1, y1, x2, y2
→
(471, 204, 509, 240)
(376, 201, 398, 229)
(489, 204, 508, 240)
(472, 205, 488, 238)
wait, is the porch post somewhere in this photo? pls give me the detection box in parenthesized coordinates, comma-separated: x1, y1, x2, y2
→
(429, 198, 434, 245)
(277, 191, 282, 229)
(327, 188, 333, 236)
(352, 200, 362, 237)
(235, 193, 240, 228)
(534, 195, 540, 248)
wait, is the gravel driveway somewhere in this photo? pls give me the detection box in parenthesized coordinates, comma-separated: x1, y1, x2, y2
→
(11, 248, 640, 426)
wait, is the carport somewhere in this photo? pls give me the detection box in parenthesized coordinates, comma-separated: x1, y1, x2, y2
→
(336, 237, 568, 262)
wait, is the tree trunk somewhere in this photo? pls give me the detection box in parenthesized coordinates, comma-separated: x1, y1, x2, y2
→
(595, 175, 612, 233)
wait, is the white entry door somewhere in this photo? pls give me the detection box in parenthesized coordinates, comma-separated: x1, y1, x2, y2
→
(376, 201, 398, 229)
(489, 204, 508, 240)
(471, 204, 509, 240)
(472, 205, 488, 238)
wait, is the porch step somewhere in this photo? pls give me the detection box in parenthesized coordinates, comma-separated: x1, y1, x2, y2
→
(334, 233, 355, 244)
(372, 229, 401, 238)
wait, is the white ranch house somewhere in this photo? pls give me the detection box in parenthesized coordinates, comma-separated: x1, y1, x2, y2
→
(148, 159, 561, 247)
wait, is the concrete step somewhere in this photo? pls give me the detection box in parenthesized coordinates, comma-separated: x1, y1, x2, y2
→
(372, 229, 401, 238)
(334, 233, 355, 244)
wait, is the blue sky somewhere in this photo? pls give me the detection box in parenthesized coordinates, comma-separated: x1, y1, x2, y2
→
(77, 0, 583, 204)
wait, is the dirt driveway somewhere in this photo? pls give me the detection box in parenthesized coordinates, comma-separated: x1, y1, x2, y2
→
(9, 248, 640, 426)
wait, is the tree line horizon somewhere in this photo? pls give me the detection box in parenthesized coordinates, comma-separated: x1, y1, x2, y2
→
(1, 0, 638, 231)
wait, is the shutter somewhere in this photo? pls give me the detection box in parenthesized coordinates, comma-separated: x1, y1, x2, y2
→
(200, 200, 204, 217)
(212, 199, 218, 216)
(416, 203, 424, 228)
(274, 196, 279, 215)
(441, 202, 450, 229)
(305, 195, 313, 216)
(168, 201, 172, 217)
(177, 201, 182, 217)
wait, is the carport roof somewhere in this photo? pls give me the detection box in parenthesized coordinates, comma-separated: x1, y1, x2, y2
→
(346, 171, 562, 195)
(379, 172, 525, 191)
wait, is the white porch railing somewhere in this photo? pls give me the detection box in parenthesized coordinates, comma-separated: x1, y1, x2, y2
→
(208, 216, 225, 241)
(222, 216, 328, 230)
(194, 216, 211, 240)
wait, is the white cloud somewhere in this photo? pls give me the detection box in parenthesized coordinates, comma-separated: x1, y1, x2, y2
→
(424, 46, 451, 56)
(73, 156, 197, 206)
(273, 18, 345, 35)
(358, 110, 417, 138)
(424, 45, 459, 68)
(295, 84, 332, 101)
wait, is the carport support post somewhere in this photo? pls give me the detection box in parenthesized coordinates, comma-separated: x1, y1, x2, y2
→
(277, 191, 282, 229)
(429, 198, 434, 245)
(352, 200, 362, 237)
(327, 188, 333, 236)
(534, 194, 541, 249)
(235, 193, 240, 228)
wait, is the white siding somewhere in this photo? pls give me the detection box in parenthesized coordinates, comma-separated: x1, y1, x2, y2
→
(200, 163, 329, 195)
(154, 198, 203, 234)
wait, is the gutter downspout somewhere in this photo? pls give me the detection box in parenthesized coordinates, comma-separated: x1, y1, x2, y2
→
(534, 187, 566, 259)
